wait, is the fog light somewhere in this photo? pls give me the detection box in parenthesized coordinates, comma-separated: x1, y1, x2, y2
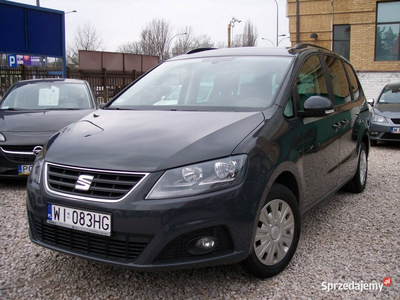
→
(187, 237, 217, 255)
(371, 132, 378, 136)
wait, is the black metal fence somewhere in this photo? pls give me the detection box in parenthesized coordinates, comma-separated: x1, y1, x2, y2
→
(0, 66, 144, 103)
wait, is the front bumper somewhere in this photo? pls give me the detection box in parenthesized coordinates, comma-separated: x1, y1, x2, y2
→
(370, 122, 400, 142)
(26, 173, 263, 271)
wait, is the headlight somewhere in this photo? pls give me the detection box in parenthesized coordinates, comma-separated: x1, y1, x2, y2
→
(147, 155, 248, 199)
(0, 132, 5, 142)
(30, 152, 44, 184)
(372, 113, 388, 123)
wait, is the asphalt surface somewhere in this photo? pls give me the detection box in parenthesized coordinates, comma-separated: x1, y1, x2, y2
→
(1, 142, 399, 300)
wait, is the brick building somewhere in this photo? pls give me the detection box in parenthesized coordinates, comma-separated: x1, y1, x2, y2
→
(286, 0, 400, 99)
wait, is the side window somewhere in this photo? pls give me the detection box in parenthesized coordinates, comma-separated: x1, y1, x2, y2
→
(297, 55, 329, 109)
(324, 56, 352, 105)
(343, 62, 360, 100)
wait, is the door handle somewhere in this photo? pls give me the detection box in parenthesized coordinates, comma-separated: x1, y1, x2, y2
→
(341, 119, 349, 125)
(332, 122, 341, 129)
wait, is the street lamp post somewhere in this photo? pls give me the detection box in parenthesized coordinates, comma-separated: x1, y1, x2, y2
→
(277, 36, 290, 46)
(262, 38, 275, 46)
(63, 10, 77, 77)
(165, 32, 187, 61)
(228, 17, 241, 48)
(272, 0, 278, 47)
(262, 34, 286, 47)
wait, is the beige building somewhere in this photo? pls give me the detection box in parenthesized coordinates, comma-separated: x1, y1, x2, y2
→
(286, 0, 400, 99)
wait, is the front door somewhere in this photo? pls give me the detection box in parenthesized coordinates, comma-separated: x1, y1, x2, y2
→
(295, 55, 340, 211)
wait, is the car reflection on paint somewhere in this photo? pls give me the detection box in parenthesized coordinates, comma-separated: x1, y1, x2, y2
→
(0, 78, 98, 178)
(368, 82, 400, 145)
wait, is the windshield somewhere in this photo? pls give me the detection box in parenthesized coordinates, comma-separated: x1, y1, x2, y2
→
(109, 56, 293, 111)
(0, 82, 94, 110)
(378, 86, 400, 104)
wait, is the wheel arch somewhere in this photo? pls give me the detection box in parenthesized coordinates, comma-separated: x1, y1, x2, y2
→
(274, 171, 300, 203)
(260, 161, 304, 214)
(361, 131, 370, 157)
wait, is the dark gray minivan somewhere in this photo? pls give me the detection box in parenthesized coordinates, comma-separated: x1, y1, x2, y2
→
(27, 44, 370, 278)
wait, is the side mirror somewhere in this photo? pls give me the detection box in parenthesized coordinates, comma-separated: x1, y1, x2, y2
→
(367, 99, 374, 107)
(299, 96, 334, 118)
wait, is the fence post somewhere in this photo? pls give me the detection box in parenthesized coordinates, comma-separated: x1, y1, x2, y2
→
(103, 68, 107, 103)
(21, 65, 26, 81)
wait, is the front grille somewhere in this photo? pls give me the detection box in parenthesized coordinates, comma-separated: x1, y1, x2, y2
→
(1, 145, 38, 152)
(391, 119, 400, 125)
(0, 146, 36, 164)
(155, 226, 233, 263)
(46, 163, 147, 200)
(33, 216, 152, 262)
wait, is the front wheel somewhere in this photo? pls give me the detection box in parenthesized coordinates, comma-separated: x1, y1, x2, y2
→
(241, 184, 300, 278)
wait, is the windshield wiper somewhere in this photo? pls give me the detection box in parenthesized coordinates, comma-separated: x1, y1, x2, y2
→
(106, 107, 134, 110)
(0, 108, 27, 111)
(45, 108, 80, 110)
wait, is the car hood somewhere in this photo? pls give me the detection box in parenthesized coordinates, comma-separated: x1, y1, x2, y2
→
(0, 110, 94, 132)
(45, 110, 264, 172)
(374, 103, 400, 118)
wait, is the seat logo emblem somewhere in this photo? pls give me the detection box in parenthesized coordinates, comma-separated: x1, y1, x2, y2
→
(75, 175, 94, 191)
(32, 146, 43, 156)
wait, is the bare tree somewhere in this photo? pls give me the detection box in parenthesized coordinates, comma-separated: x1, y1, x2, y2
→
(231, 34, 244, 48)
(67, 22, 105, 68)
(171, 27, 214, 56)
(232, 20, 258, 47)
(172, 26, 196, 56)
(140, 19, 173, 62)
(242, 20, 258, 46)
(117, 41, 143, 55)
(216, 41, 227, 48)
(196, 35, 214, 49)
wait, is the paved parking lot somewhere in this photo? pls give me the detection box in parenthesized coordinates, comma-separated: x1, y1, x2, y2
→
(1, 143, 399, 299)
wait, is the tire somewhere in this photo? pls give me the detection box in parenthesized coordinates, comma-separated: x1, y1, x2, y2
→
(343, 142, 368, 193)
(241, 183, 301, 278)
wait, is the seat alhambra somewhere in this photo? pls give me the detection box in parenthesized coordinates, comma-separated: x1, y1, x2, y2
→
(27, 44, 370, 278)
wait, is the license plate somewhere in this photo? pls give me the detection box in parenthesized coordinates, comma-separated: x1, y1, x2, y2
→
(391, 127, 400, 134)
(47, 204, 111, 236)
(18, 164, 32, 175)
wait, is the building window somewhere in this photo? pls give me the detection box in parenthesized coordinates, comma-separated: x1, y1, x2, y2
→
(375, 1, 400, 61)
(333, 25, 350, 60)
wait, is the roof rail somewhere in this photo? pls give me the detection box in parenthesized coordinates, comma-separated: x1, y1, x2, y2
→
(292, 43, 330, 51)
(187, 48, 216, 54)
